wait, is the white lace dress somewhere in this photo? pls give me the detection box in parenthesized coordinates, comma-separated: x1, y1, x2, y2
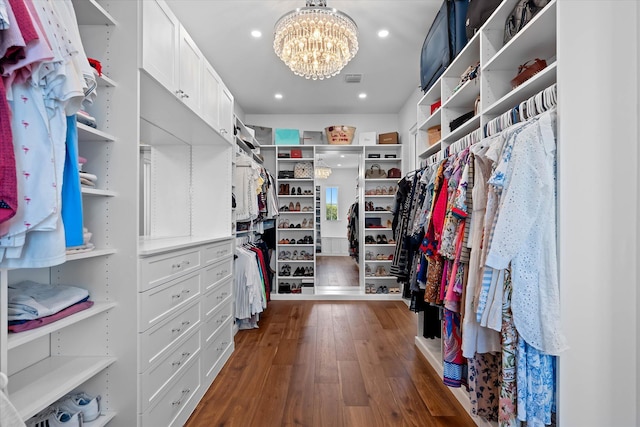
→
(484, 111, 568, 355)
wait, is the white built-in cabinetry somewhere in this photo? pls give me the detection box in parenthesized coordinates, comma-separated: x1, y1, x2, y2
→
(0, 0, 235, 426)
(414, 1, 556, 425)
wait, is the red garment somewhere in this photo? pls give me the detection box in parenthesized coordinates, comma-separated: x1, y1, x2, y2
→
(249, 246, 270, 302)
(0, 81, 17, 224)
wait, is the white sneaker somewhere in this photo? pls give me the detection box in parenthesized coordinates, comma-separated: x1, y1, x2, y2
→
(56, 393, 100, 422)
(26, 407, 83, 427)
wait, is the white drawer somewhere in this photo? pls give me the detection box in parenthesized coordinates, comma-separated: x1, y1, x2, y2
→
(202, 258, 233, 292)
(203, 278, 232, 318)
(139, 271, 201, 332)
(141, 357, 201, 427)
(140, 329, 201, 412)
(139, 302, 200, 372)
(202, 319, 233, 379)
(203, 240, 233, 264)
(202, 298, 233, 343)
(140, 248, 202, 292)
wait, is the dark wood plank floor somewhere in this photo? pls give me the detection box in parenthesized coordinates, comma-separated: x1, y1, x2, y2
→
(185, 301, 476, 427)
(316, 256, 359, 287)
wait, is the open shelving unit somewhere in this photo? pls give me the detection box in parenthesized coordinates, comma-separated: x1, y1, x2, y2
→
(414, 1, 557, 425)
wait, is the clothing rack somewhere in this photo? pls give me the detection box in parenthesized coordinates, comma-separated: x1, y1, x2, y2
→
(423, 83, 558, 167)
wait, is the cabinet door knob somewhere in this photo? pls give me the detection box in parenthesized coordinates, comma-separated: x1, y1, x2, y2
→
(220, 128, 227, 134)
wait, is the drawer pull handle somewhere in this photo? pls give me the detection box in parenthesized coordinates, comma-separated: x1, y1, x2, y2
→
(184, 260, 190, 266)
(172, 360, 181, 367)
(182, 289, 191, 295)
(171, 388, 192, 406)
(171, 294, 182, 299)
(182, 321, 191, 327)
(182, 352, 191, 358)
(172, 327, 182, 333)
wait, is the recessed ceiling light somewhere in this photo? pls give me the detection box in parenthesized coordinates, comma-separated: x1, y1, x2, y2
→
(340, 155, 345, 158)
(358, 93, 367, 99)
(378, 29, 389, 38)
(337, 164, 342, 167)
(251, 30, 262, 38)
(274, 93, 283, 100)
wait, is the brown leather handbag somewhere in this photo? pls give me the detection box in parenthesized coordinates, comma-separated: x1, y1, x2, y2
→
(365, 164, 387, 179)
(511, 58, 547, 88)
(387, 168, 402, 179)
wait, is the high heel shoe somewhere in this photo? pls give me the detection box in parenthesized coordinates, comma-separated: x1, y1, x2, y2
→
(289, 202, 295, 211)
(295, 202, 301, 211)
(301, 218, 308, 228)
(297, 187, 302, 195)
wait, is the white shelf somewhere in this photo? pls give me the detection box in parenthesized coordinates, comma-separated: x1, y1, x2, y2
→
(72, 0, 117, 25)
(277, 158, 314, 162)
(364, 178, 399, 183)
(364, 158, 400, 162)
(418, 141, 442, 159)
(277, 178, 314, 182)
(277, 194, 314, 198)
(442, 78, 480, 109)
(364, 244, 396, 247)
(442, 114, 481, 143)
(483, 1, 557, 72)
(85, 411, 117, 427)
(364, 195, 396, 198)
(418, 107, 441, 131)
(484, 62, 557, 117)
(81, 188, 117, 197)
(365, 227, 392, 231)
(8, 302, 117, 350)
(77, 123, 116, 142)
(96, 74, 116, 88)
(364, 260, 393, 263)
(9, 356, 116, 420)
(442, 32, 480, 78)
(279, 211, 314, 215)
(66, 248, 117, 261)
(277, 259, 314, 263)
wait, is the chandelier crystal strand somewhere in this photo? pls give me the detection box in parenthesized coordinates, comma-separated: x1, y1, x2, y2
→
(274, 3, 358, 80)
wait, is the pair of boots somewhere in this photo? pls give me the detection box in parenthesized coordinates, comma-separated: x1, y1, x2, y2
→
(279, 183, 290, 195)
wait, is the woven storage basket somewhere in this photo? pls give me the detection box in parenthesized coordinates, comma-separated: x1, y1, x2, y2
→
(325, 125, 356, 145)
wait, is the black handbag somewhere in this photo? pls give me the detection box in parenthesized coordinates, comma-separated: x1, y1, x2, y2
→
(466, 0, 502, 39)
(449, 111, 474, 132)
(504, 0, 550, 44)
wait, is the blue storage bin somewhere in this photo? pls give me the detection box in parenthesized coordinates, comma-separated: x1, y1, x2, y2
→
(275, 128, 300, 145)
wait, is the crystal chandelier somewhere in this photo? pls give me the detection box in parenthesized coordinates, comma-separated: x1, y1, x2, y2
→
(273, 0, 358, 80)
(315, 158, 332, 179)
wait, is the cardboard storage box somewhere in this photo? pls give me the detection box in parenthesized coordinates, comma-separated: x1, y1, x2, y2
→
(358, 132, 377, 146)
(427, 125, 441, 146)
(275, 128, 300, 145)
(378, 132, 399, 144)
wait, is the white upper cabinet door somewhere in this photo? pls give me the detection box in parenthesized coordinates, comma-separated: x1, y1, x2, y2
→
(178, 27, 203, 114)
(218, 86, 234, 144)
(142, 0, 179, 94)
(201, 62, 221, 131)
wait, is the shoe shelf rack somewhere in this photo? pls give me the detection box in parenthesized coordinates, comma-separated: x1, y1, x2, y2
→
(361, 145, 403, 296)
(274, 146, 317, 297)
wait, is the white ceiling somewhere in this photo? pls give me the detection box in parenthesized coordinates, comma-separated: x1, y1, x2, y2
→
(165, 0, 441, 115)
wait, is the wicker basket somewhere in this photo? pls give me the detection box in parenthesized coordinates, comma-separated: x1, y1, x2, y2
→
(325, 126, 356, 145)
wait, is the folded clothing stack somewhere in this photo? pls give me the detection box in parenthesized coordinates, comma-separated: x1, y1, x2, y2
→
(66, 227, 95, 255)
(76, 109, 97, 128)
(8, 280, 93, 333)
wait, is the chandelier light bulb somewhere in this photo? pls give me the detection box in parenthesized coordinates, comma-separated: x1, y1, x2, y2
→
(273, 1, 358, 80)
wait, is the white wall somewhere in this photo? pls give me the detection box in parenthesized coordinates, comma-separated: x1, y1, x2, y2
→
(558, 2, 638, 426)
(245, 114, 398, 144)
(398, 87, 423, 170)
(317, 167, 358, 255)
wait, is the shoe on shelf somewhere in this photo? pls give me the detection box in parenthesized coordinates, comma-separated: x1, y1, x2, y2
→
(365, 251, 373, 260)
(376, 235, 383, 244)
(26, 407, 83, 427)
(380, 235, 388, 244)
(55, 393, 101, 423)
(295, 202, 301, 211)
(365, 265, 372, 276)
(289, 202, 295, 211)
